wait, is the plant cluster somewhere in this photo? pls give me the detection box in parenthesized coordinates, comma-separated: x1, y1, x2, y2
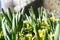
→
(0, 7, 60, 40)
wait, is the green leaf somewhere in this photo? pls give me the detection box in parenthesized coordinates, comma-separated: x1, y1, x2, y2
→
(17, 14, 23, 32)
(2, 8, 12, 28)
(29, 6, 35, 19)
(0, 19, 2, 32)
(8, 8, 13, 21)
(44, 29, 48, 40)
(38, 7, 43, 22)
(54, 19, 59, 40)
(34, 24, 40, 40)
(2, 18, 11, 40)
(12, 14, 16, 40)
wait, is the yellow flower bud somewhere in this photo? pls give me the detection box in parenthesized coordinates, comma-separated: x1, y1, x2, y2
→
(26, 33, 32, 38)
(40, 33, 44, 38)
(27, 24, 29, 28)
(48, 32, 52, 38)
(49, 16, 55, 21)
(42, 29, 45, 32)
(42, 19, 45, 22)
(0, 33, 1, 38)
(23, 20, 29, 24)
(42, 22, 48, 26)
(38, 29, 44, 38)
(38, 29, 43, 34)
(26, 33, 32, 40)
(0, 32, 3, 38)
